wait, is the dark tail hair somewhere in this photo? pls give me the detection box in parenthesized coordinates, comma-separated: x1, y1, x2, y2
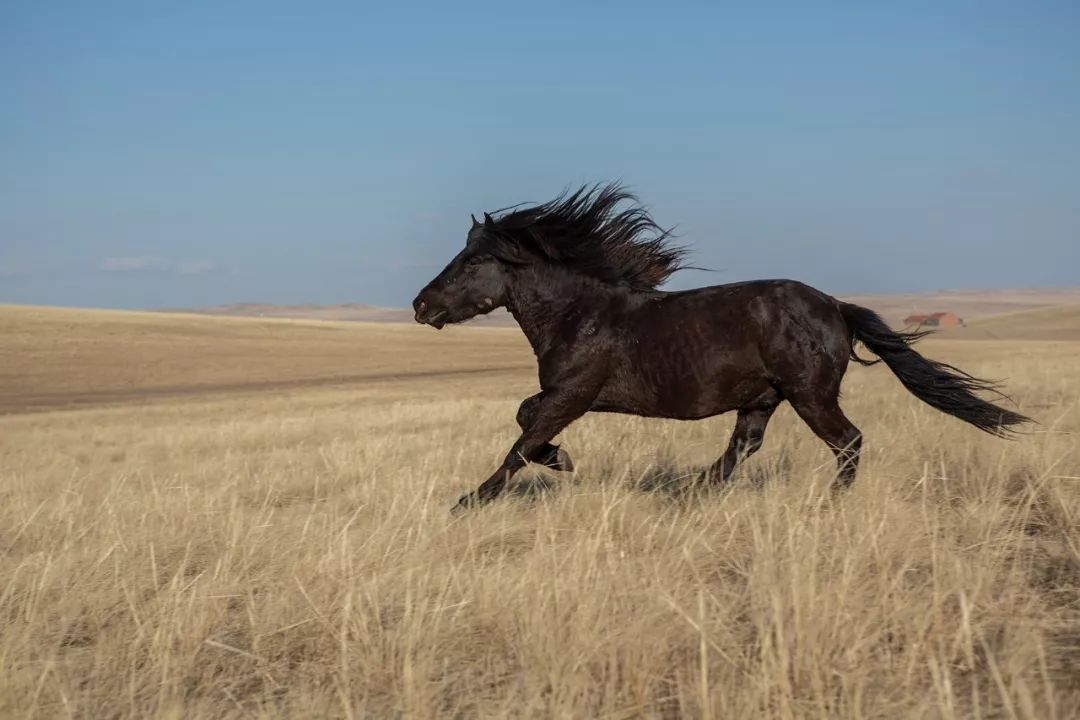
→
(839, 302, 1032, 437)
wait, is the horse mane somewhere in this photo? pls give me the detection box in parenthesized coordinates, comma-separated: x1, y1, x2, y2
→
(478, 183, 688, 290)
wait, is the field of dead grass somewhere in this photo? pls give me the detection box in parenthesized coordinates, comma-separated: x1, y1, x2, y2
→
(1, 305, 1078, 718)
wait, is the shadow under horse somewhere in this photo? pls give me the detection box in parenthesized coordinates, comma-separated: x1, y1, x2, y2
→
(412, 184, 1031, 513)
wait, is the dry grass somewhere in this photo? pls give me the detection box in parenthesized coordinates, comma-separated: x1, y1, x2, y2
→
(1, 305, 1079, 718)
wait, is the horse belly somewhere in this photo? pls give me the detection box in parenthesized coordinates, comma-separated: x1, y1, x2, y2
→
(595, 340, 770, 420)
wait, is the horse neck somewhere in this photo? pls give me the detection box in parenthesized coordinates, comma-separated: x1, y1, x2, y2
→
(506, 267, 611, 356)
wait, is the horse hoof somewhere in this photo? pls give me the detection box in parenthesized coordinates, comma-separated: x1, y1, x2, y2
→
(450, 493, 479, 516)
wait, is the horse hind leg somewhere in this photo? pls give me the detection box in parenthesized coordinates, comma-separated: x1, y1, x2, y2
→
(788, 397, 862, 489)
(709, 390, 780, 484)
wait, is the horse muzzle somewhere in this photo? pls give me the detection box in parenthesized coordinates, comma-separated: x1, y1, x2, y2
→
(412, 298, 448, 329)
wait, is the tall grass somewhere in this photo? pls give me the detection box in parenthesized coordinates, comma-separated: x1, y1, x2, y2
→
(1, 339, 1078, 718)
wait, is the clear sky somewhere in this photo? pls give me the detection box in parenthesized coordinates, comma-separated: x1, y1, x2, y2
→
(2, 1, 1078, 309)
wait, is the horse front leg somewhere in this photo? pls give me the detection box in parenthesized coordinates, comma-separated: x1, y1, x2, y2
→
(516, 393, 575, 472)
(453, 389, 594, 513)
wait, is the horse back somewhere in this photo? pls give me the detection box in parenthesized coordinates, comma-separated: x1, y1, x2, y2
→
(592, 280, 850, 419)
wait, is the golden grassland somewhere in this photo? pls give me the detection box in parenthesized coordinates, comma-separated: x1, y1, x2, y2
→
(1, 304, 1079, 718)
(0, 305, 532, 413)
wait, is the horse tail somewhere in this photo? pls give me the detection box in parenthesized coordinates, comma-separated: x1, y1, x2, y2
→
(838, 302, 1032, 437)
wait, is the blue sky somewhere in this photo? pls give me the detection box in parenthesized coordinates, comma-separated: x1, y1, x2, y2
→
(2, 1, 1078, 309)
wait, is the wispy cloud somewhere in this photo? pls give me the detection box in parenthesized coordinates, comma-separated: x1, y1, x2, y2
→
(176, 259, 219, 275)
(97, 256, 220, 276)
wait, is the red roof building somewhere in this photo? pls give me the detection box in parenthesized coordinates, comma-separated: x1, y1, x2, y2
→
(903, 311, 963, 328)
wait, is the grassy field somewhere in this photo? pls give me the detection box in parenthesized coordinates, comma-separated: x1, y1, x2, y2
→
(1, 304, 1078, 718)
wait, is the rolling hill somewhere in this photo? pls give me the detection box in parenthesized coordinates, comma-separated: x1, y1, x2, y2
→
(173, 288, 1080, 329)
(937, 302, 1080, 341)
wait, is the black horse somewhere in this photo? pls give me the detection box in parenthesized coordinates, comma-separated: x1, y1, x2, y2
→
(412, 184, 1031, 512)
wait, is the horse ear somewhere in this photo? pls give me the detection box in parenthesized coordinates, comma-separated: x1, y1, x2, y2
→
(483, 212, 495, 227)
(471, 213, 480, 228)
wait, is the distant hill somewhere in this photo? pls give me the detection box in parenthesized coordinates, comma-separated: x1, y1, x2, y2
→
(165, 302, 410, 322)
(171, 288, 1080, 330)
(936, 303, 1080, 341)
(163, 302, 518, 326)
(840, 288, 1080, 328)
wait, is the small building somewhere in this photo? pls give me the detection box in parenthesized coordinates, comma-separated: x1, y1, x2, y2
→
(903, 311, 963, 328)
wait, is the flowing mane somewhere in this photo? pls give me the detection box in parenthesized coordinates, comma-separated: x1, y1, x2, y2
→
(478, 183, 688, 290)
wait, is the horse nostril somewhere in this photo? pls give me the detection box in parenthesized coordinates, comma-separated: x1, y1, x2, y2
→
(416, 300, 427, 313)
